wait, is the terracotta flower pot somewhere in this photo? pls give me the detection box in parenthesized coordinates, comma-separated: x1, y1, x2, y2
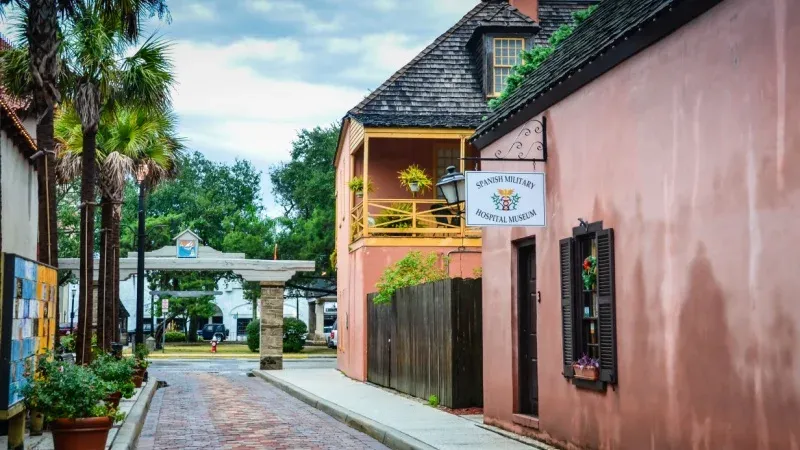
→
(573, 364, 599, 381)
(29, 410, 44, 436)
(105, 391, 122, 409)
(51, 417, 113, 450)
(132, 375, 143, 388)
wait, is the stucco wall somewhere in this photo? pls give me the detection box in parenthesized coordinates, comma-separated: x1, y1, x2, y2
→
(479, 1, 800, 449)
(343, 245, 480, 381)
(1, 129, 38, 260)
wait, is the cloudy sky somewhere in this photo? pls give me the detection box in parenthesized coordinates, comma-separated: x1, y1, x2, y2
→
(146, 0, 480, 214)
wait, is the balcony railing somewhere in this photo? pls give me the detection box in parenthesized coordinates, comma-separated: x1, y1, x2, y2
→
(350, 199, 480, 242)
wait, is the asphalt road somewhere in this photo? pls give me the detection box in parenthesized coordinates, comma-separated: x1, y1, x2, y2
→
(138, 357, 386, 450)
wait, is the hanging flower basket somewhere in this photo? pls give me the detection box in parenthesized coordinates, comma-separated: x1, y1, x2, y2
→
(409, 181, 420, 193)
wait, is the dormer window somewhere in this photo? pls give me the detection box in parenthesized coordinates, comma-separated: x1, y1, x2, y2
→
(492, 37, 525, 96)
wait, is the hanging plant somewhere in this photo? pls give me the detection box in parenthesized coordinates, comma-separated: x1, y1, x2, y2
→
(348, 176, 374, 197)
(582, 256, 597, 291)
(398, 165, 433, 195)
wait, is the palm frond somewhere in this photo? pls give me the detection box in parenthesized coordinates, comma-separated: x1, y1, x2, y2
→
(118, 35, 173, 111)
(0, 44, 33, 97)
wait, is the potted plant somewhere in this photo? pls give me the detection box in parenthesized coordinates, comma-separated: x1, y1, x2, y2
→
(21, 358, 122, 450)
(348, 176, 374, 198)
(133, 344, 150, 388)
(398, 164, 433, 195)
(90, 355, 135, 409)
(572, 354, 600, 381)
(582, 256, 597, 291)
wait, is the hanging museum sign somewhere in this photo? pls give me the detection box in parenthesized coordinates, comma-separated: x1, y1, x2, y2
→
(465, 171, 546, 227)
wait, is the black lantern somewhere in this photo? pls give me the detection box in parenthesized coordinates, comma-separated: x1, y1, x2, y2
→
(436, 166, 466, 206)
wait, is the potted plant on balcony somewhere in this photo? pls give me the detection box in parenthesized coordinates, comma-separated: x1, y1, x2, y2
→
(21, 358, 121, 450)
(572, 354, 600, 381)
(348, 176, 374, 198)
(398, 165, 433, 196)
(90, 354, 135, 409)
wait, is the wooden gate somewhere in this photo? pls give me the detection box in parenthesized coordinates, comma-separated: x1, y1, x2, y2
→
(366, 278, 482, 408)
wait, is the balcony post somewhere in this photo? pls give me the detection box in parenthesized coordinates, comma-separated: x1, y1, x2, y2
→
(460, 136, 466, 237)
(363, 135, 370, 237)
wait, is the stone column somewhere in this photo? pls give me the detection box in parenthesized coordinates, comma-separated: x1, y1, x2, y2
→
(307, 302, 317, 336)
(315, 301, 326, 340)
(259, 281, 284, 370)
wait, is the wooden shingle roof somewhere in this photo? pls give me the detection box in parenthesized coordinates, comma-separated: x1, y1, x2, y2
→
(473, 0, 722, 145)
(347, 0, 534, 129)
(534, 0, 602, 46)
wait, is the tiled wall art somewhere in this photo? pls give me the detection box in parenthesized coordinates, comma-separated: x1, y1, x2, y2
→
(1, 254, 57, 410)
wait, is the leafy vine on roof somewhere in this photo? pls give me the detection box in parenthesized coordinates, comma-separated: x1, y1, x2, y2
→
(488, 5, 598, 111)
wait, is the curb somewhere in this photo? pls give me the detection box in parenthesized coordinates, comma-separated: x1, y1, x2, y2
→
(252, 370, 436, 450)
(109, 380, 158, 450)
(147, 354, 337, 360)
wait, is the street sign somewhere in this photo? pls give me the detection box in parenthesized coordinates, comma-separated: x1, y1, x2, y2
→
(161, 299, 169, 311)
(465, 171, 546, 227)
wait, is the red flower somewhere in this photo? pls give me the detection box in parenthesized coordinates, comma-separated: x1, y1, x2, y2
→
(583, 260, 591, 271)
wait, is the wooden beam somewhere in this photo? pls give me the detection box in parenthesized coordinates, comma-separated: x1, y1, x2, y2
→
(349, 237, 482, 251)
(362, 136, 370, 238)
(364, 128, 473, 139)
(459, 136, 466, 173)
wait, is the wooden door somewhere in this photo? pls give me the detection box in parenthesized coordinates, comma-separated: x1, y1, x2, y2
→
(518, 243, 538, 416)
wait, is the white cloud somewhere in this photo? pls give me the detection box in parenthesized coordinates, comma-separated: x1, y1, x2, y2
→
(326, 33, 426, 83)
(169, 39, 365, 166)
(175, 3, 216, 22)
(245, 0, 342, 33)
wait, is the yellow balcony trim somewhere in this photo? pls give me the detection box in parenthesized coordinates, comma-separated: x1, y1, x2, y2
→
(350, 237, 482, 252)
(364, 127, 473, 139)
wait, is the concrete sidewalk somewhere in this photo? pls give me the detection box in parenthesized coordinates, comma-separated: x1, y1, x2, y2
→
(254, 368, 552, 450)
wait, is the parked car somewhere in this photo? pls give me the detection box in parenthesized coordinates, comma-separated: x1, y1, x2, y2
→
(328, 320, 337, 348)
(323, 325, 333, 344)
(58, 324, 73, 336)
(126, 322, 153, 337)
(197, 323, 229, 341)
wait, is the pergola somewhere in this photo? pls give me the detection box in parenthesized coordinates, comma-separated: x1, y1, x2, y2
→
(60, 230, 315, 370)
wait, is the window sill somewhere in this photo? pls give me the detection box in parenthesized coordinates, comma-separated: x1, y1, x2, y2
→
(512, 414, 540, 430)
(571, 377, 607, 392)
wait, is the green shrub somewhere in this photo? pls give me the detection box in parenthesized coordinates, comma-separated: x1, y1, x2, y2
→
(246, 320, 259, 353)
(374, 251, 448, 304)
(21, 357, 119, 421)
(428, 394, 439, 407)
(60, 334, 76, 353)
(283, 317, 307, 353)
(90, 354, 135, 399)
(164, 331, 186, 342)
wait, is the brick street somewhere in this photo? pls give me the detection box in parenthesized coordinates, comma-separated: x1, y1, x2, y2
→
(137, 359, 388, 450)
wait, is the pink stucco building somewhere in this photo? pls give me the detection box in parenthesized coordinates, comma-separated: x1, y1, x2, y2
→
(333, 0, 596, 381)
(471, 0, 800, 448)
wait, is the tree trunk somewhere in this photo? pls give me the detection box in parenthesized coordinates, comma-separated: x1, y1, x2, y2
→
(188, 316, 198, 343)
(28, 0, 60, 348)
(76, 129, 98, 365)
(96, 197, 113, 351)
(111, 203, 122, 343)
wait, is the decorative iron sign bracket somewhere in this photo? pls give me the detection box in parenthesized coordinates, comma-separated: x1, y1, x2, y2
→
(463, 116, 547, 164)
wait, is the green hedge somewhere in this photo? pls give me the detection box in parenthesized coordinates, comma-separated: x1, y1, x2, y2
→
(283, 317, 307, 353)
(164, 331, 186, 342)
(246, 320, 259, 353)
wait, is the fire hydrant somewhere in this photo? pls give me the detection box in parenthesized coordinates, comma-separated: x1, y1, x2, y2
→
(211, 337, 218, 353)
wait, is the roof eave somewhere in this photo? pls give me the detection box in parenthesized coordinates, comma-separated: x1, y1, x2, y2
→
(471, 0, 724, 149)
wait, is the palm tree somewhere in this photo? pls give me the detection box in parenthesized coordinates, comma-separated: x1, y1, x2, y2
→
(59, 2, 173, 363)
(56, 106, 181, 350)
(0, 0, 170, 265)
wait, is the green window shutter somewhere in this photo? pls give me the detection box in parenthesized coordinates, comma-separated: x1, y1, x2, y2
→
(596, 228, 618, 384)
(560, 237, 575, 378)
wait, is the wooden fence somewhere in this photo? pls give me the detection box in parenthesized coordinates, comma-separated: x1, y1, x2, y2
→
(367, 278, 482, 408)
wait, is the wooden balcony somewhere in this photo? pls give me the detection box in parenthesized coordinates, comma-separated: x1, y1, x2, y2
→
(350, 198, 481, 243)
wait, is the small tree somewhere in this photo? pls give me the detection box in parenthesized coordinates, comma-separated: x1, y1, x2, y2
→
(246, 320, 259, 353)
(374, 251, 448, 304)
(283, 317, 307, 353)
